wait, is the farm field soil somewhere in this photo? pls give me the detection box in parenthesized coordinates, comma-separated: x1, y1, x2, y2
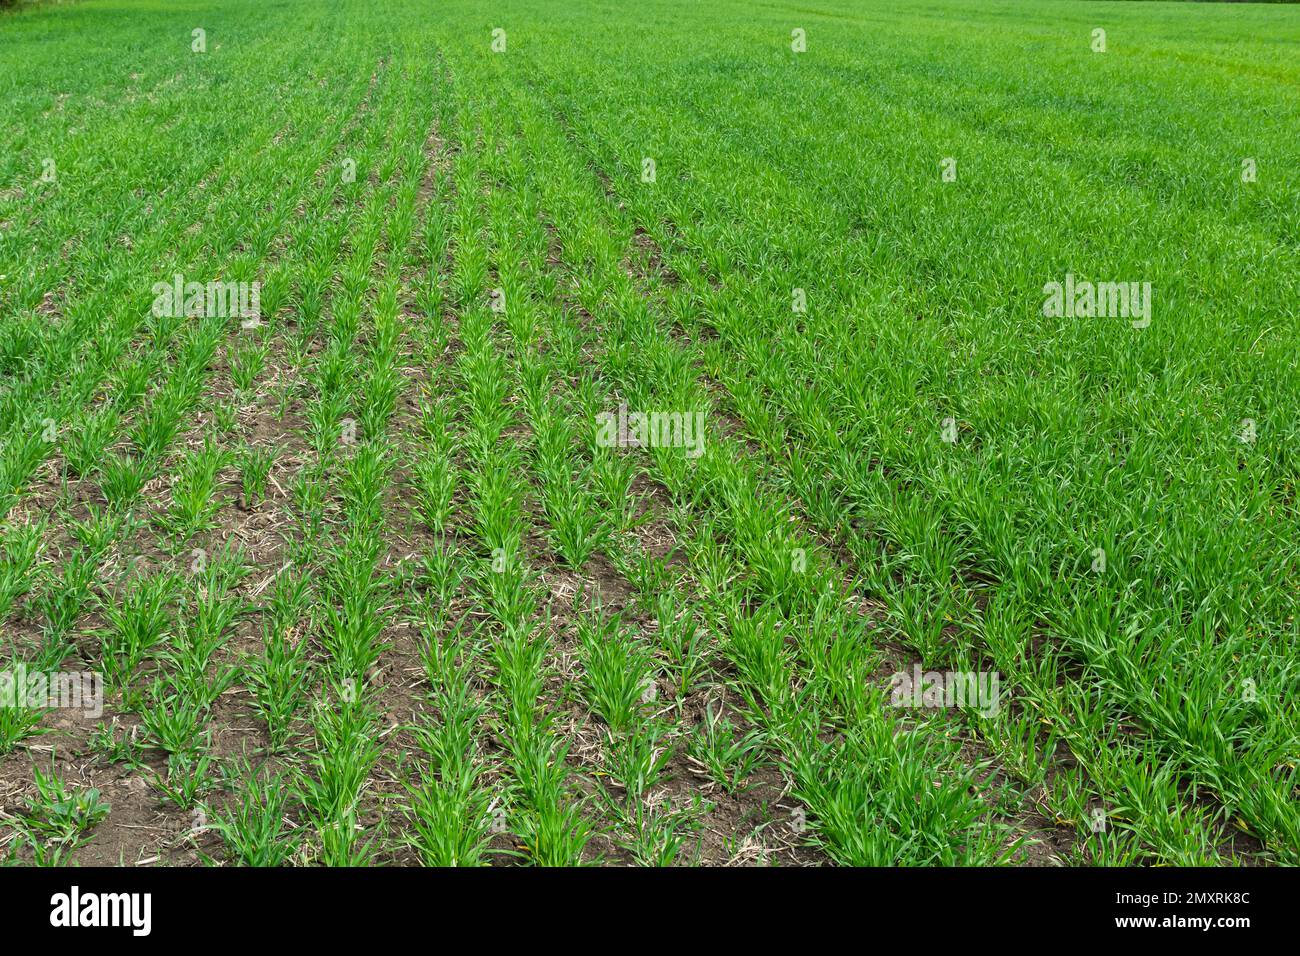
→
(0, 0, 1296, 867)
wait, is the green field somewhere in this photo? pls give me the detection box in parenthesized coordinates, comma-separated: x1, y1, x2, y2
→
(0, 0, 1296, 867)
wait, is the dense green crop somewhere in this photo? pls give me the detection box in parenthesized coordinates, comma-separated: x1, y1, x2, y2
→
(0, 0, 1296, 867)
